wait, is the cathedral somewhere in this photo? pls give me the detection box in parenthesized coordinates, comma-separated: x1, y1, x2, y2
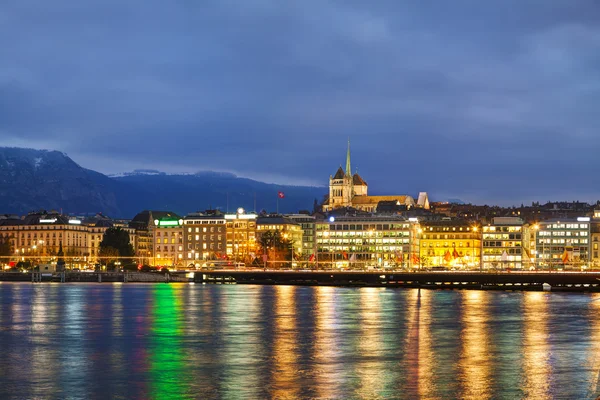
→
(323, 141, 429, 213)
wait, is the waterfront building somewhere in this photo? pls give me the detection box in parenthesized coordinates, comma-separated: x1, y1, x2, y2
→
(130, 210, 183, 267)
(0, 211, 88, 268)
(315, 215, 420, 269)
(284, 214, 316, 260)
(182, 210, 226, 267)
(257, 215, 303, 260)
(591, 209, 600, 268)
(225, 208, 257, 264)
(322, 141, 429, 213)
(536, 217, 590, 269)
(420, 219, 481, 269)
(482, 217, 532, 270)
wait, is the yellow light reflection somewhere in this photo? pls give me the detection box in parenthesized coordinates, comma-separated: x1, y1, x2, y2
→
(522, 291, 550, 399)
(314, 286, 340, 399)
(459, 290, 492, 399)
(587, 294, 600, 397)
(271, 285, 299, 399)
(355, 287, 385, 398)
(404, 289, 435, 398)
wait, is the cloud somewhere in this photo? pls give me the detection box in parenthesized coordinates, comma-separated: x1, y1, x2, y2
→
(0, 0, 599, 204)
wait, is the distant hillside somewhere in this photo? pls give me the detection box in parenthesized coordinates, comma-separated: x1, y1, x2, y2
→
(0, 147, 325, 218)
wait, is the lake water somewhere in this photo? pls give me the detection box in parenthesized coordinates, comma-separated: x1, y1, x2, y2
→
(0, 283, 599, 399)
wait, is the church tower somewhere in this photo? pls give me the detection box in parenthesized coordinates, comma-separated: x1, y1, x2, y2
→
(326, 140, 354, 210)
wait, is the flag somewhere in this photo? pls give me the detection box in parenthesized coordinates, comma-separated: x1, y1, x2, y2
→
(411, 254, 420, 264)
(349, 253, 356, 262)
(342, 251, 348, 260)
(278, 191, 285, 199)
(309, 254, 315, 262)
(562, 250, 569, 263)
(452, 248, 460, 259)
(444, 250, 452, 263)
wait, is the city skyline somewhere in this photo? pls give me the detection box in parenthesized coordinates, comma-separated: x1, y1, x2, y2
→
(1, 1, 600, 205)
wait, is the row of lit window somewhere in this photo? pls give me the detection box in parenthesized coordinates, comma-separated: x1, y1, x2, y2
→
(421, 242, 472, 248)
(538, 239, 589, 244)
(187, 227, 223, 233)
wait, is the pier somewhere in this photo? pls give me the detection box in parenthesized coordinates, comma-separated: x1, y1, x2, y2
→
(195, 270, 600, 292)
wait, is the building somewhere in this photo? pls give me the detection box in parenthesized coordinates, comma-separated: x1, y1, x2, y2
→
(285, 214, 316, 260)
(322, 141, 429, 213)
(183, 210, 226, 267)
(536, 217, 591, 269)
(130, 210, 183, 267)
(591, 209, 600, 269)
(225, 208, 257, 264)
(315, 215, 420, 269)
(420, 219, 481, 269)
(256, 215, 303, 261)
(482, 217, 531, 270)
(0, 211, 133, 268)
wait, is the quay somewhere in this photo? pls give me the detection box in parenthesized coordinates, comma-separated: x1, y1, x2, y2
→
(2, 270, 600, 292)
(195, 270, 600, 292)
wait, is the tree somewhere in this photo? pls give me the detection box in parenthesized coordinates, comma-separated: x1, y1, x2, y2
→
(0, 236, 11, 257)
(99, 227, 135, 269)
(99, 246, 119, 270)
(258, 230, 293, 268)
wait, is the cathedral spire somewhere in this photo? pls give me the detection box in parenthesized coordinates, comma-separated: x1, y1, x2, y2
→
(345, 138, 351, 177)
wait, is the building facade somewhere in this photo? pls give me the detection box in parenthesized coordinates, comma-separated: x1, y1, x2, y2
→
(225, 208, 257, 264)
(183, 211, 226, 266)
(536, 217, 591, 269)
(285, 214, 316, 260)
(420, 219, 481, 269)
(315, 215, 420, 269)
(482, 217, 531, 270)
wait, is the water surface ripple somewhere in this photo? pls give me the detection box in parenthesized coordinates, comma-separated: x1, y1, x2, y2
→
(0, 283, 599, 399)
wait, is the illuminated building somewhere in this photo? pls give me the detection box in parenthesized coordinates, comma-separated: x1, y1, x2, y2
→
(591, 209, 600, 268)
(322, 141, 429, 213)
(315, 215, 420, 269)
(131, 210, 183, 267)
(0, 211, 134, 268)
(482, 217, 532, 270)
(256, 215, 303, 260)
(420, 219, 481, 269)
(284, 214, 316, 260)
(182, 210, 226, 266)
(225, 208, 257, 264)
(536, 217, 590, 269)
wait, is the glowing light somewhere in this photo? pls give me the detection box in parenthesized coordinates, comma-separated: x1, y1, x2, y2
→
(39, 218, 57, 223)
(329, 216, 335, 222)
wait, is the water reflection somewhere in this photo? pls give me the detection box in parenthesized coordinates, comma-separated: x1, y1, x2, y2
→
(522, 291, 551, 399)
(271, 285, 299, 398)
(588, 294, 600, 397)
(313, 286, 341, 399)
(0, 284, 598, 399)
(459, 290, 493, 399)
(150, 284, 188, 399)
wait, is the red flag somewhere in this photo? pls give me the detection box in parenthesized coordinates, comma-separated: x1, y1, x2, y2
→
(444, 251, 452, 263)
(309, 254, 315, 262)
(452, 248, 460, 259)
(342, 251, 348, 260)
(278, 191, 285, 199)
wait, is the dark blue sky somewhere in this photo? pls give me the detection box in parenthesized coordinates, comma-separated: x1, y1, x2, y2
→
(1, 1, 599, 205)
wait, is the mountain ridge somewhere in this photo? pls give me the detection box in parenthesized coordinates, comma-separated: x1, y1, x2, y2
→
(0, 147, 325, 218)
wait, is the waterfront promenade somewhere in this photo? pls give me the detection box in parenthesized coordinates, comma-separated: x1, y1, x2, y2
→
(1, 269, 597, 292)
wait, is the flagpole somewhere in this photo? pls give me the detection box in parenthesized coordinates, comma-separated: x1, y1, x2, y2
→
(277, 196, 279, 214)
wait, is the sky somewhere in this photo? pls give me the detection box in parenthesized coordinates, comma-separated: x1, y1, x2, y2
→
(1, 0, 600, 205)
